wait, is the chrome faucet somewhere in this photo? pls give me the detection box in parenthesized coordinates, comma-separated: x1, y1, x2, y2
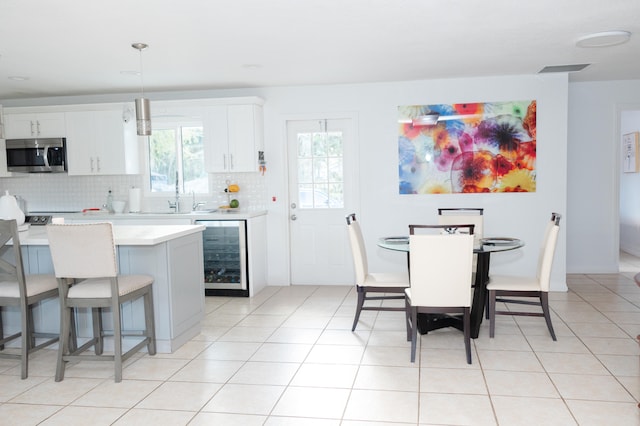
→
(168, 172, 180, 213)
(191, 191, 206, 211)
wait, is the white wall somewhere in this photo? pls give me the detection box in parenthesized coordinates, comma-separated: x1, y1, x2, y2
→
(567, 80, 640, 273)
(619, 110, 640, 256)
(259, 74, 569, 291)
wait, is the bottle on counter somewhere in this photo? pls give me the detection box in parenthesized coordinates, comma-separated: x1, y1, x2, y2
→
(106, 189, 114, 213)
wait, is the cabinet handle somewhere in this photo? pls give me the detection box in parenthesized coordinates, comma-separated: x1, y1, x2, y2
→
(36, 120, 41, 135)
(30, 121, 35, 136)
(223, 154, 227, 170)
(96, 157, 101, 172)
(230, 154, 234, 170)
(90, 157, 94, 172)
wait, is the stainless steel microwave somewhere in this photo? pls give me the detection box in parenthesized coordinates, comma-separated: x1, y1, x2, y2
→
(5, 138, 67, 173)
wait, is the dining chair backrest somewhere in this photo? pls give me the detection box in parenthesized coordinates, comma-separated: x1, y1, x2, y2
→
(46, 222, 118, 279)
(537, 213, 561, 292)
(0, 219, 27, 299)
(437, 208, 484, 243)
(408, 224, 474, 307)
(346, 213, 368, 285)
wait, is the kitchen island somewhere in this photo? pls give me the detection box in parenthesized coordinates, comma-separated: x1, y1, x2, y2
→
(10, 224, 206, 353)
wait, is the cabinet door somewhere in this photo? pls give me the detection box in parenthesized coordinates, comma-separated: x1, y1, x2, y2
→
(227, 105, 257, 172)
(66, 109, 140, 176)
(93, 109, 139, 175)
(203, 105, 229, 173)
(4, 113, 65, 138)
(0, 139, 12, 177)
(65, 111, 94, 174)
(35, 113, 66, 137)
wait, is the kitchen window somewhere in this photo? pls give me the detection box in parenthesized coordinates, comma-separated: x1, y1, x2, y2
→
(147, 123, 208, 194)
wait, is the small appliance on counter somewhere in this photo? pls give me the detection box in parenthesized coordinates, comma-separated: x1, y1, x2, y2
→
(0, 190, 28, 231)
(25, 215, 52, 226)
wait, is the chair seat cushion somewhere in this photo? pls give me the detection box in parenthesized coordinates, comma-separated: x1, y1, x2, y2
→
(0, 274, 58, 298)
(486, 274, 541, 291)
(68, 275, 154, 299)
(363, 272, 409, 288)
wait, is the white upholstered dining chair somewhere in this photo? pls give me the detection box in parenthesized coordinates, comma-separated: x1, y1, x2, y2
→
(346, 213, 409, 331)
(0, 219, 60, 379)
(47, 222, 156, 382)
(405, 224, 475, 363)
(487, 212, 561, 340)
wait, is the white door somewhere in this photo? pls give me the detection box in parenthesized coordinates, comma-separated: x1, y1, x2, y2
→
(287, 118, 358, 285)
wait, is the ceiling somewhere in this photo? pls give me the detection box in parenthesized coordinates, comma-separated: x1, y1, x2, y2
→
(0, 0, 638, 101)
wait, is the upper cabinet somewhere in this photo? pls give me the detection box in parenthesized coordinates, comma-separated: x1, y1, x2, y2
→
(4, 112, 66, 139)
(203, 103, 264, 173)
(0, 105, 11, 178)
(65, 108, 140, 175)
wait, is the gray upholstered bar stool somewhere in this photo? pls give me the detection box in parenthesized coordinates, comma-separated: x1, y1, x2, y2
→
(0, 219, 60, 379)
(46, 222, 156, 382)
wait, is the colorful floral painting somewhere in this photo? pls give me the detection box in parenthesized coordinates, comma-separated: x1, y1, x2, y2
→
(398, 100, 537, 194)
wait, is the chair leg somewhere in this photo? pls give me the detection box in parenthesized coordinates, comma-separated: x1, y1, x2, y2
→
(410, 307, 418, 363)
(405, 296, 411, 342)
(92, 308, 103, 355)
(489, 290, 497, 338)
(540, 292, 557, 341)
(112, 301, 123, 383)
(27, 305, 36, 350)
(463, 307, 471, 364)
(0, 307, 4, 351)
(351, 287, 366, 332)
(143, 288, 156, 355)
(20, 302, 29, 380)
(485, 290, 490, 320)
(55, 305, 71, 382)
(69, 309, 77, 353)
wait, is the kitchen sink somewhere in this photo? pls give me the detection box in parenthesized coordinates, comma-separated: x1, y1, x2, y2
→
(188, 209, 218, 214)
(130, 209, 219, 215)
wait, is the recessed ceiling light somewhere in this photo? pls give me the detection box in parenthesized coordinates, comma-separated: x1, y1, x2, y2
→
(539, 64, 590, 73)
(120, 70, 140, 76)
(242, 64, 262, 69)
(8, 76, 29, 81)
(576, 31, 631, 48)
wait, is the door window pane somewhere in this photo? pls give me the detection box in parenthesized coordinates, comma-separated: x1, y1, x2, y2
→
(296, 128, 344, 209)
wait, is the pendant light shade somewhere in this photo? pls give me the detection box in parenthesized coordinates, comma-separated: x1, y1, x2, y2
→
(132, 42, 151, 136)
(135, 97, 151, 135)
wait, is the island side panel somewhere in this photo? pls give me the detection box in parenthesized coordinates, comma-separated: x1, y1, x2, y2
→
(118, 231, 205, 353)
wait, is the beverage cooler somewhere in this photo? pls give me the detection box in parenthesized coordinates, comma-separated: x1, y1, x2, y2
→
(195, 220, 249, 297)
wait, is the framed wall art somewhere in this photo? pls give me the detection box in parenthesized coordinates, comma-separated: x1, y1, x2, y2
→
(398, 100, 537, 194)
(622, 131, 639, 173)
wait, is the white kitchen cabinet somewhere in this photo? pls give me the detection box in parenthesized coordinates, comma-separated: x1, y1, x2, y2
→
(4, 112, 66, 139)
(204, 104, 264, 173)
(65, 109, 140, 175)
(0, 139, 12, 177)
(0, 105, 11, 177)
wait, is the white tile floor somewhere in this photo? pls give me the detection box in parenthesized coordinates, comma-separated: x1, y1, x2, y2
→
(0, 265, 638, 425)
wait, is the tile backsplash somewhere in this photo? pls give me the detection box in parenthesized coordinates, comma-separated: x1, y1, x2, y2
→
(0, 172, 267, 213)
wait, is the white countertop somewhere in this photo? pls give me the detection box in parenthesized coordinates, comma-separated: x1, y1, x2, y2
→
(19, 224, 205, 246)
(41, 210, 267, 221)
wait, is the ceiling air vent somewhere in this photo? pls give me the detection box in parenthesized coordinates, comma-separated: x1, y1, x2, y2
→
(538, 64, 590, 73)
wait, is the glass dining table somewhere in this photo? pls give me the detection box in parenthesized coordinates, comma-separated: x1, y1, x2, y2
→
(378, 236, 524, 338)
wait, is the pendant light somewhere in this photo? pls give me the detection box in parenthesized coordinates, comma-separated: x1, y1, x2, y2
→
(132, 42, 151, 136)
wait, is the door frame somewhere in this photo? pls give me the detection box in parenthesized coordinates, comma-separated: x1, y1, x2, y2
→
(283, 111, 360, 285)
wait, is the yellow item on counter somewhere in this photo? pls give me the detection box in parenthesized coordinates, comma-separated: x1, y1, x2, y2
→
(228, 184, 240, 192)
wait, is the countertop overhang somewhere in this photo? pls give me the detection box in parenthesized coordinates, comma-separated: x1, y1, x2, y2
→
(18, 224, 206, 246)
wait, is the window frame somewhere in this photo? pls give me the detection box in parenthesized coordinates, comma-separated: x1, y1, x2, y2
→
(143, 118, 209, 197)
